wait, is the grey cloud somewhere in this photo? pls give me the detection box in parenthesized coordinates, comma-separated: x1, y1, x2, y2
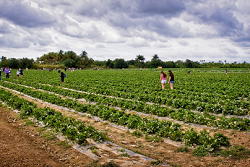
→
(0, 20, 12, 33)
(75, 0, 185, 19)
(0, 34, 30, 48)
(59, 22, 102, 39)
(178, 40, 190, 46)
(220, 48, 239, 55)
(24, 31, 53, 46)
(135, 0, 185, 17)
(72, 0, 188, 38)
(0, 0, 56, 28)
(186, 1, 244, 37)
(108, 14, 192, 38)
(95, 44, 105, 48)
(234, 42, 250, 47)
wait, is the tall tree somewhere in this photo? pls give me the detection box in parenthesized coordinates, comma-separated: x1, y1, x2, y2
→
(151, 54, 161, 68)
(114, 59, 128, 69)
(152, 54, 159, 60)
(56, 50, 64, 62)
(135, 55, 145, 68)
(1, 56, 7, 62)
(80, 51, 88, 59)
(106, 59, 114, 68)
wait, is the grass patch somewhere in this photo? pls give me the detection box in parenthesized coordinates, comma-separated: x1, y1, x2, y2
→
(119, 148, 125, 152)
(171, 164, 180, 167)
(24, 119, 34, 126)
(85, 160, 100, 167)
(56, 141, 72, 149)
(120, 153, 129, 157)
(120, 133, 125, 137)
(134, 150, 143, 155)
(91, 148, 99, 155)
(215, 159, 222, 162)
(102, 121, 109, 125)
(38, 127, 45, 134)
(151, 159, 163, 165)
(218, 145, 250, 160)
(88, 146, 100, 156)
(131, 130, 143, 138)
(41, 130, 56, 141)
(176, 146, 189, 152)
(192, 146, 208, 157)
(126, 130, 130, 134)
(145, 135, 163, 143)
(104, 161, 118, 167)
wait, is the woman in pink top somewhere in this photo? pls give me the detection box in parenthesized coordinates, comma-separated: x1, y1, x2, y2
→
(159, 71, 168, 89)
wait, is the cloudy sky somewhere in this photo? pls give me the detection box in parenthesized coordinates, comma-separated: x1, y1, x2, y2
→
(0, 0, 250, 63)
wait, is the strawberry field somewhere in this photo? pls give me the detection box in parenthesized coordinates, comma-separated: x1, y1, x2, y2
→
(0, 68, 249, 166)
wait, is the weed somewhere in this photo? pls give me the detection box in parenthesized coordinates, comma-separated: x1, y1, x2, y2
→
(151, 159, 163, 165)
(119, 148, 125, 152)
(193, 146, 208, 157)
(145, 135, 163, 143)
(219, 145, 250, 160)
(91, 148, 99, 155)
(230, 130, 236, 135)
(102, 121, 109, 125)
(120, 133, 125, 137)
(126, 130, 130, 134)
(131, 130, 142, 138)
(177, 146, 189, 152)
(120, 153, 129, 157)
(41, 131, 56, 141)
(105, 161, 118, 167)
(24, 119, 34, 126)
(38, 127, 45, 134)
(56, 141, 72, 149)
(85, 160, 100, 167)
(215, 159, 222, 162)
(134, 150, 142, 155)
(87, 146, 100, 156)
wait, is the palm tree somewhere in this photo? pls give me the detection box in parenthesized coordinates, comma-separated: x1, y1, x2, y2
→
(80, 51, 88, 59)
(56, 50, 64, 62)
(152, 54, 159, 61)
(135, 55, 145, 68)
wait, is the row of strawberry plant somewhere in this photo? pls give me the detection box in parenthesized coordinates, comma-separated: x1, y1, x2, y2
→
(2, 80, 250, 131)
(12, 69, 249, 103)
(0, 88, 106, 145)
(0, 83, 231, 153)
(8, 71, 249, 116)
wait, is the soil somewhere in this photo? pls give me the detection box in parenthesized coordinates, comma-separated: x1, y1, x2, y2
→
(0, 107, 95, 167)
(1, 87, 250, 167)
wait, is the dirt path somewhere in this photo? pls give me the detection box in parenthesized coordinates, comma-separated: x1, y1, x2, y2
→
(0, 106, 98, 167)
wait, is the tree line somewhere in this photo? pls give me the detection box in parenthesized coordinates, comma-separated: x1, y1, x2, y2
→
(1, 51, 250, 69)
(94, 54, 250, 69)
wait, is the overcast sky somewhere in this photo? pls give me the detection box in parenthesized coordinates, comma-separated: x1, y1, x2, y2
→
(0, 0, 250, 63)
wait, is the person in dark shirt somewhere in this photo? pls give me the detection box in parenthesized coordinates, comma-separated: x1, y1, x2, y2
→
(60, 71, 65, 83)
(19, 68, 23, 78)
(168, 70, 174, 90)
